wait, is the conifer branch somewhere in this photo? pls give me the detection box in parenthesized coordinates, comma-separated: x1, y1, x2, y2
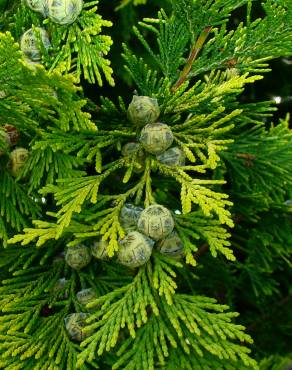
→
(1, 1, 291, 368)
(172, 26, 212, 92)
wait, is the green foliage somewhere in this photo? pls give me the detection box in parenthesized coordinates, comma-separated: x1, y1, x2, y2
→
(129, 0, 292, 84)
(223, 116, 292, 207)
(5, 1, 114, 85)
(0, 246, 256, 370)
(0, 30, 94, 247)
(259, 354, 292, 370)
(0, 172, 40, 247)
(77, 257, 256, 369)
(176, 211, 234, 265)
(0, 244, 126, 369)
(0, 32, 92, 132)
(0, 0, 291, 369)
(187, 0, 292, 76)
(116, 0, 147, 11)
(172, 0, 249, 36)
(45, 1, 114, 85)
(111, 294, 256, 370)
(232, 206, 292, 298)
(11, 61, 268, 259)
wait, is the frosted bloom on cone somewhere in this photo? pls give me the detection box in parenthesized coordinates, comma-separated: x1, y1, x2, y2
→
(140, 122, 173, 155)
(118, 231, 154, 268)
(157, 232, 185, 259)
(138, 205, 174, 241)
(25, 0, 48, 16)
(127, 95, 160, 127)
(120, 203, 143, 228)
(20, 28, 50, 61)
(64, 313, 91, 342)
(48, 0, 83, 25)
(91, 239, 108, 260)
(157, 146, 185, 167)
(65, 244, 91, 270)
(9, 148, 29, 177)
(76, 288, 97, 306)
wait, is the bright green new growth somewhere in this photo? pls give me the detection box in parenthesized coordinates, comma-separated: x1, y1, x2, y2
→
(0, 0, 292, 369)
(115, 0, 147, 11)
(12, 1, 114, 85)
(0, 31, 91, 246)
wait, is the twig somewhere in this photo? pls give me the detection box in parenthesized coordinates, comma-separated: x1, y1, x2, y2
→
(193, 214, 243, 261)
(193, 243, 209, 260)
(236, 153, 256, 168)
(172, 26, 212, 92)
(236, 153, 256, 160)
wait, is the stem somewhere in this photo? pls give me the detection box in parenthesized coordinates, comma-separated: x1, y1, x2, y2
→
(194, 214, 243, 261)
(194, 243, 209, 260)
(172, 26, 212, 92)
(236, 153, 256, 160)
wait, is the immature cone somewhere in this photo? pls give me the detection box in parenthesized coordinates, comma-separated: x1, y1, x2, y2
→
(140, 122, 174, 155)
(118, 231, 154, 268)
(47, 0, 83, 25)
(4, 125, 20, 147)
(76, 288, 97, 307)
(0, 125, 19, 156)
(157, 232, 184, 259)
(121, 142, 140, 157)
(138, 205, 174, 241)
(91, 239, 108, 260)
(9, 148, 29, 177)
(127, 96, 160, 127)
(25, 0, 48, 16)
(157, 147, 185, 167)
(225, 67, 240, 79)
(52, 278, 68, 300)
(284, 200, 292, 212)
(65, 244, 91, 270)
(121, 142, 145, 173)
(20, 27, 50, 62)
(120, 203, 143, 228)
(64, 312, 91, 342)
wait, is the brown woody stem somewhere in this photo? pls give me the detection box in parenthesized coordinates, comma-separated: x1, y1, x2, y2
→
(194, 214, 243, 262)
(236, 153, 256, 160)
(172, 26, 212, 92)
(194, 243, 209, 260)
